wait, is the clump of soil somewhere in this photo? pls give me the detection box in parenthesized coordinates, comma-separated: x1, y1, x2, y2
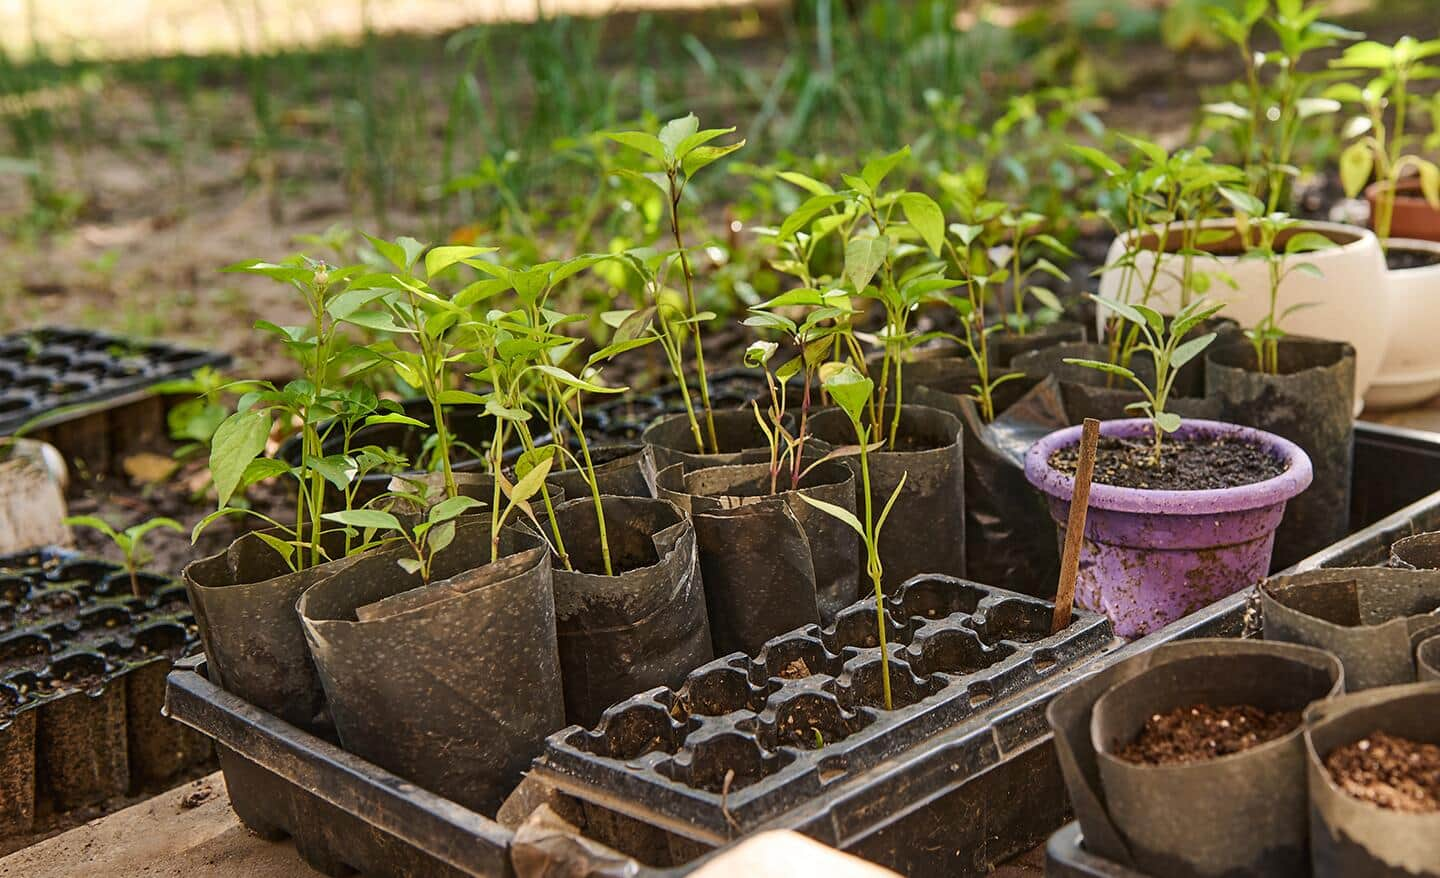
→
(1115, 703, 1301, 765)
(1050, 434, 1286, 491)
(1325, 732, 1440, 813)
(1386, 248, 1440, 272)
(780, 658, 813, 680)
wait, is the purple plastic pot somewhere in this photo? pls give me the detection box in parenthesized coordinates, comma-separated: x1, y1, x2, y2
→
(1025, 418, 1313, 638)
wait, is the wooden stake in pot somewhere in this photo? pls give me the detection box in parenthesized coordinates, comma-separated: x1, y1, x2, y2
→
(1052, 418, 1099, 634)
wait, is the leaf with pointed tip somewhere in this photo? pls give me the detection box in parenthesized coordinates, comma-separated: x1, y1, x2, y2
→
(1170, 332, 1218, 370)
(861, 147, 910, 191)
(874, 471, 908, 538)
(425, 245, 497, 278)
(1339, 142, 1374, 197)
(1154, 411, 1183, 433)
(323, 509, 405, 533)
(211, 409, 272, 507)
(778, 171, 833, 196)
(898, 192, 945, 256)
(658, 115, 700, 159)
(683, 141, 745, 177)
(607, 131, 666, 161)
(844, 237, 889, 292)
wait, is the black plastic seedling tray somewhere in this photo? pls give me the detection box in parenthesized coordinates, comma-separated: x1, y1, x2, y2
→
(162, 421, 1440, 876)
(0, 548, 210, 838)
(535, 576, 1110, 849)
(0, 327, 229, 435)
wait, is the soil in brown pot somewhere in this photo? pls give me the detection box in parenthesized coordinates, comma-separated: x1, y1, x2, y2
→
(1049, 434, 1287, 491)
(1115, 703, 1301, 765)
(1325, 731, 1440, 813)
(1386, 247, 1440, 271)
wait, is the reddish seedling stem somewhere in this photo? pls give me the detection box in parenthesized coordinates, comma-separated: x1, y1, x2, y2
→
(1052, 418, 1100, 634)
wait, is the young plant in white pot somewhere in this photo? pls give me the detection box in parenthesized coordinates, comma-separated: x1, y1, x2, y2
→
(1331, 36, 1440, 409)
(1097, 10, 1388, 409)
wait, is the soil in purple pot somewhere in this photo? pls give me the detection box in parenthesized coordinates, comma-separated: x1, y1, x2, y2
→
(1325, 732, 1440, 813)
(1386, 247, 1440, 271)
(1115, 703, 1301, 765)
(1048, 434, 1287, 491)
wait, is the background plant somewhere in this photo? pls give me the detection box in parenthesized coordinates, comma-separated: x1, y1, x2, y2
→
(1236, 210, 1336, 373)
(1330, 36, 1440, 243)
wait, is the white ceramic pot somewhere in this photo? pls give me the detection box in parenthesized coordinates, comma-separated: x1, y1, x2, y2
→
(1364, 238, 1440, 410)
(1097, 219, 1390, 408)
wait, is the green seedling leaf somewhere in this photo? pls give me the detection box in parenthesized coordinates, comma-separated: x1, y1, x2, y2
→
(898, 192, 945, 256)
(606, 131, 667, 161)
(1063, 358, 1137, 379)
(778, 194, 847, 242)
(778, 171, 833, 196)
(429, 495, 484, 524)
(1339, 142, 1374, 197)
(818, 362, 874, 424)
(365, 412, 429, 429)
(796, 493, 866, 539)
(861, 146, 909, 191)
(1170, 332, 1218, 369)
(305, 454, 358, 493)
(210, 408, 272, 507)
(1154, 411, 1183, 433)
(658, 114, 700, 159)
(425, 245, 497, 278)
(323, 509, 404, 533)
(844, 237, 889, 292)
(682, 141, 745, 177)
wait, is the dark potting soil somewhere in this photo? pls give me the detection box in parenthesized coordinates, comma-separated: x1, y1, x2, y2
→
(1325, 732, 1440, 813)
(1386, 248, 1440, 271)
(1115, 704, 1301, 765)
(1049, 435, 1286, 491)
(780, 658, 813, 680)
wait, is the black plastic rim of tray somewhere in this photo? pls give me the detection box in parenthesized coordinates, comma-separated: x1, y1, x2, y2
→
(537, 574, 1112, 835)
(0, 327, 231, 435)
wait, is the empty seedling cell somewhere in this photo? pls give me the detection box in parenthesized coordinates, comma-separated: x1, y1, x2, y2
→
(892, 576, 986, 621)
(575, 699, 686, 761)
(676, 666, 767, 718)
(663, 730, 785, 793)
(967, 597, 1056, 644)
(908, 626, 1014, 678)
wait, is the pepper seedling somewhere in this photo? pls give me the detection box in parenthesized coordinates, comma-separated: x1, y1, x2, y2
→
(795, 362, 906, 711)
(64, 515, 184, 597)
(608, 114, 746, 454)
(1065, 296, 1226, 464)
(1236, 211, 1336, 374)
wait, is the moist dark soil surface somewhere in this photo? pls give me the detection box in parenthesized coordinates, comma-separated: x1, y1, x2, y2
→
(1049, 434, 1287, 491)
(1115, 703, 1301, 765)
(1325, 731, 1440, 813)
(1386, 248, 1440, 271)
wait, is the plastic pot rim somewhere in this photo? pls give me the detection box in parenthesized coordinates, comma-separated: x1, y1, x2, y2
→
(1024, 417, 1313, 515)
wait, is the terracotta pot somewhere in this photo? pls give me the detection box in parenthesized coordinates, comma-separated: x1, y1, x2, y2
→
(1365, 177, 1440, 242)
(1097, 219, 1389, 411)
(1364, 238, 1440, 410)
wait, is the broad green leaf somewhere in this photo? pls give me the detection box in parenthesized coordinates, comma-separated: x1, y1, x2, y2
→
(305, 454, 358, 493)
(429, 495, 484, 524)
(1218, 187, 1265, 216)
(844, 236, 889, 292)
(426, 519, 457, 555)
(796, 493, 866, 539)
(861, 146, 909, 191)
(606, 131, 666, 161)
(211, 408, 272, 507)
(1339, 141, 1374, 197)
(745, 341, 778, 367)
(425, 245, 497, 278)
(322, 509, 405, 532)
(396, 557, 424, 575)
(1420, 161, 1440, 209)
(1154, 411, 1183, 433)
(344, 311, 412, 334)
(253, 532, 297, 567)
(1091, 295, 1149, 332)
(64, 515, 119, 540)
(532, 363, 625, 394)
(658, 114, 700, 159)
(1067, 145, 1125, 176)
(682, 141, 745, 177)
(777, 194, 847, 242)
(1170, 332, 1218, 370)
(1284, 231, 1337, 254)
(125, 517, 184, 542)
(818, 362, 873, 424)
(777, 171, 833, 196)
(898, 192, 945, 256)
(505, 454, 552, 506)
(436, 389, 487, 405)
(365, 412, 429, 429)
(673, 126, 737, 159)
